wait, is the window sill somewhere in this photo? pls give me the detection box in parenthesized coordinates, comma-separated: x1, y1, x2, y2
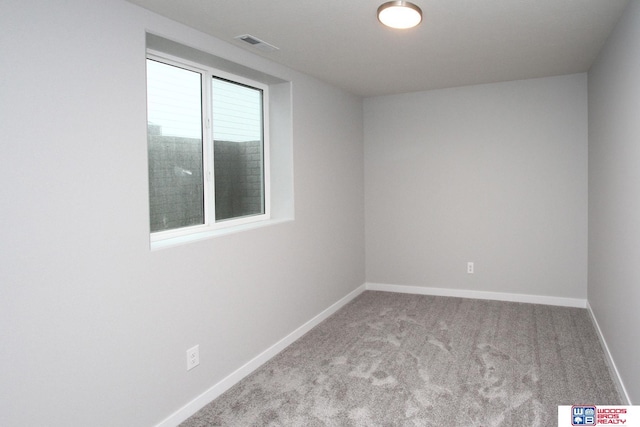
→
(150, 217, 293, 251)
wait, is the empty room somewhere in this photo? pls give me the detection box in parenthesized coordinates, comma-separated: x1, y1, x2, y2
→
(1, 0, 639, 426)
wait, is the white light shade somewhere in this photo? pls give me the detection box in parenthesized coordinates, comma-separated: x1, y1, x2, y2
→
(377, 1, 422, 29)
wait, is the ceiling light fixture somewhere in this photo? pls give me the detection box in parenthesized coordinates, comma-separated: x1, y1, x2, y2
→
(377, 1, 422, 29)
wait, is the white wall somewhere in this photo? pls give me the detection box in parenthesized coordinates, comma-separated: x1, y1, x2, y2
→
(0, 1, 364, 425)
(588, 0, 640, 404)
(364, 74, 588, 299)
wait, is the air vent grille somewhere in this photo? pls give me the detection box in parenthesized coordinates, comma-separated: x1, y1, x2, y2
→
(235, 34, 279, 52)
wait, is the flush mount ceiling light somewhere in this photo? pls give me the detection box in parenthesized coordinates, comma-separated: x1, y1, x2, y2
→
(377, 1, 422, 29)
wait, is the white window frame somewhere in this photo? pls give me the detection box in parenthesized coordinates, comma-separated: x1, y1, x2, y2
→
(147, 50, 271, 245)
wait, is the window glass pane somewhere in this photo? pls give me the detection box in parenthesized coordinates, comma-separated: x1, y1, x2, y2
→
(147, 59, 204, 232)
(212, 77, 264, 221)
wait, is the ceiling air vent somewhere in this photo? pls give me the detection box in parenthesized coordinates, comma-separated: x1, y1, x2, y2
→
(235, 34, 279, 52)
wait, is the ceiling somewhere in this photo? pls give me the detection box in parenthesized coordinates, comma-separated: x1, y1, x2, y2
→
(127, 0, 630, 97)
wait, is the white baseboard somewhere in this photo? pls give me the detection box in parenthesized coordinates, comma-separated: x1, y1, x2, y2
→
(586, 302, 631, 404)
(156, 283, 366, 427)
(365, 282, 587, 308)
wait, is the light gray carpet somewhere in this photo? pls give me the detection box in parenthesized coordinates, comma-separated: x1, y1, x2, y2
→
(181, 291, 622, 426)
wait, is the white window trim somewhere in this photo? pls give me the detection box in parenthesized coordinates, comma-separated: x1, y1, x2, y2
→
(147, 50, 271, 248)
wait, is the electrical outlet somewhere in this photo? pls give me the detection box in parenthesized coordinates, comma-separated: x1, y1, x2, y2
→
(467, 262, 474, 274)
(186, 345, 199, 371)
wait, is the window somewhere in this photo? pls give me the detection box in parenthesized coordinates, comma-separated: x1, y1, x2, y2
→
(146, 52, 270, 242)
